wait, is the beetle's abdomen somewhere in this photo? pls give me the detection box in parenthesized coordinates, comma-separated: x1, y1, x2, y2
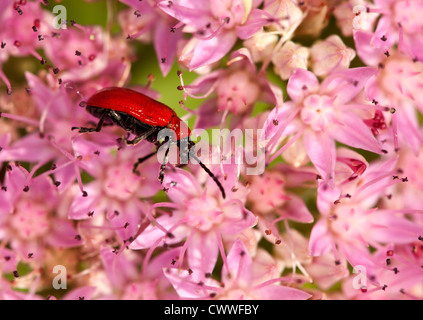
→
(86, 106, 161, 142)
(86, 87, 174, 127)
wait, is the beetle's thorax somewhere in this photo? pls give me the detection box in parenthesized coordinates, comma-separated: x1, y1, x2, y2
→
(167, 112, 191, 141)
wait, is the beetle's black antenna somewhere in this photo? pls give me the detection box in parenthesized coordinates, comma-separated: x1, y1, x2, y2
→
(189, 153, 226, 199)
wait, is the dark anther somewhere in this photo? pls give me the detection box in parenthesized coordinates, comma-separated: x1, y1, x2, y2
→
(38, 35, 44, 41)
(384, 51, 390, 57)
(390, 107, 396, 114)
(205, 272, 212, 278)
(188, 268, 193, 275)
(335, 260, 341, 266)
(209, 293, 216, 298)
(171, 259, 176, 265)
(177, 85, 184, 91)
(79, 101, 87, 108)
(54, 181, 61, 187)
(401, 177, 408, 182)
(378, 63, 384, 69)
(380, 35, 387, 42)
(75, 234, 82, 241)
(28, 253, 33, 259)
(386, 258, 391, 266)
(371, 99, 378, 105)
(23, 185, 29, 192)
(13, 270, 19, 278)
(393, 267, 399, 274)
(392, 175, 399, 180)
(161, 57, 166, 63)
(418, 235, 423, 242)
(32, 26, 37, 32)
(224, 17, 230, 24)
(40, 58, 46, 65)
(166, 232, 175, 239)
(1, 186, 7, 192)
(1, 42, 6, 48)
(170, 27, 176, 33)
(94, 150, 100, 155)
(53, 67, 59, 74)
(88, 211, 94, 217)
(82, 190, 88, 197)
(381, 149, 388, 154)
(71, 20, 76, 26)
(78, 296, 85, 300)
(275, 239, 282, 245)
(25, 87, 31, 94)
(382, 285, 387, 291)
(273, 119, 279, 126)
(75, 50, 81, 56)
(123, 222, 129, 229)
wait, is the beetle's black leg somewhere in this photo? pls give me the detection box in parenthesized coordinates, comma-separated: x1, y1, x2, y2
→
(158, 145, 171, 184)
(132, 150, 157, 175)
(72, 111, 108, 133)
(125, 126, 158, 145)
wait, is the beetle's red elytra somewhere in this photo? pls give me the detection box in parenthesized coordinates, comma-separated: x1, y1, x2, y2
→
(73, 87, 226, 199)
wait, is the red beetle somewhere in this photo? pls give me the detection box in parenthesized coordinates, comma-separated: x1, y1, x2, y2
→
(72, 87, 226, 199)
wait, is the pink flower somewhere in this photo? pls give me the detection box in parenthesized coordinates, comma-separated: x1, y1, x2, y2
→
(180, 49, 283, 128)
(310, 35, 356, 77)
(68, 135, 161, 242)
(157, 0, 261, 70)
(272, 41, 309, 80)
(0, 163, 81, 262)
(262, 67, 382, 188)
(0, 0, 53, 93)
(309, 155, 423, 287)
(129, 163, 256, 280)
(119, 0, 183, 76)
(164, 238, 311, 299)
